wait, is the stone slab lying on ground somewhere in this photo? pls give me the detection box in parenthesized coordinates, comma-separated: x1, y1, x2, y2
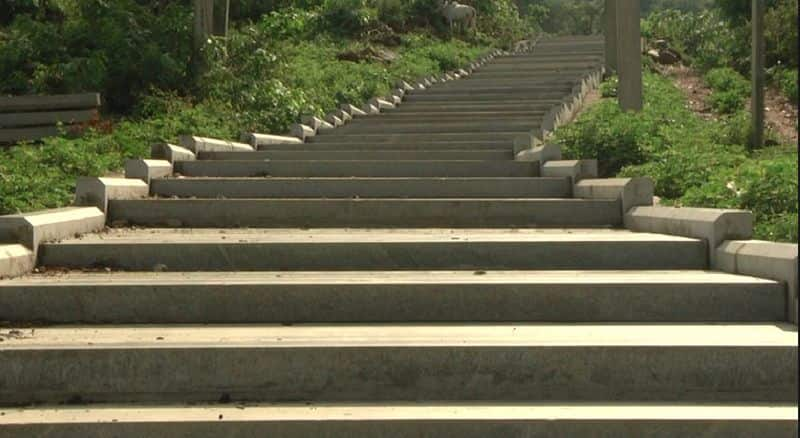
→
(74, 177, 149, 213)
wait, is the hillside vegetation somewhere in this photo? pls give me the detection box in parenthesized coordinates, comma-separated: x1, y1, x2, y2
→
(0, 0, 531, 214)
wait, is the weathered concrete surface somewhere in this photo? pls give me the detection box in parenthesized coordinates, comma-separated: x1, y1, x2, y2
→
(625, 206, 753, 265)
(0, 207, 105, 251)
(1, 403, 795, 438)
(311, 132, 524, 144)
(301, 116, 334, 132)
(575, 178, 654, 216)
(39, 229, 705, 271)
(179, 136, 254, 153)
(108, 198, 621, 228)
(201, 150, 514, 161)
(173, 160, 539, 178)
(0, 244, 34, 278)
(124, 159, 172, 184)
(269, 140, 513, 150)
(150, 143, 196, 163)
(715, 240, 799, 323)
(241, 133, 303, 147)
(290, 124, 315, 141)
(74, 177, 149, 213)
(150, 177, 572, 199)
(1, 270, 785, 324)
(0, 324, 794, 404)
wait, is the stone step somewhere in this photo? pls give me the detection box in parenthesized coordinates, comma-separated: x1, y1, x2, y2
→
(38, 229, 705, 271)
(3, 403, 794, 437)
(388, 102, 559, 113)
(422, 86, 574, 95)
(199, 150, 514, 161)
(174, 160, 538, 178)
(260, 140, 513, 150)
(1, 270, 784, 324)
(309, 132, 525, 144)
(105, 199, 621, 229)
(150, 177, 571, 199)
(404, 92, 569, 102)
(351, 111, 547, 120)
(0, 323, 794, 404)
(332, 120, 541, 134)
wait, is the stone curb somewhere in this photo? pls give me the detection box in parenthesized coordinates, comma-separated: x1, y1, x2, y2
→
(0, 206, 105, 253)
(0, 244, 34, 279)
(75, 177, 149, 213)
(125, 159, 173, 185)
(624, 206, 753, 267)
(179, 136, 254, 153)
(151, 143, 196, 163)
(576, 177, 654, 218)
(240, 133, 303, 148)
(715, 240, 799, 324)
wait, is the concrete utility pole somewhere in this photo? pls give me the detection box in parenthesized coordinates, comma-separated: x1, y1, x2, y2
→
(751, 0, 765, 148)
(604, 0, 618, 72)
(616, 0, 643, 111)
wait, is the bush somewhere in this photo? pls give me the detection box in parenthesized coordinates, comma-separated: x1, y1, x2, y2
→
(555, 71, 798, 242)
(771, 66, 798, 103)
(0, 0, 193, 112)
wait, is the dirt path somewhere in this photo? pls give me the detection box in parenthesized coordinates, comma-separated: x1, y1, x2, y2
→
(662, 64, 798, 144)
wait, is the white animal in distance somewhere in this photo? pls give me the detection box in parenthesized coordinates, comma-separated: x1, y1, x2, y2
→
(441, 1, 477, 33)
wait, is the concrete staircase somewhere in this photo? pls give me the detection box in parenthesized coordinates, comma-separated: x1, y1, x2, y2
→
(0, 36, 796, 436)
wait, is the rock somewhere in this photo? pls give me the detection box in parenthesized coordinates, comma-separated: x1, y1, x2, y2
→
(659, 48, 681, 65)
(654, 39, 669, 50)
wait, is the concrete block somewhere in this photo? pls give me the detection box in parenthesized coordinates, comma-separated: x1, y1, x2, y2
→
(541, 160, 581, 182)
(625, 206, 753, 266)
(0, 244, 34, 278)
(301, 115, 334, 132)
(325, 114, 344, 127)
(576, 178, 654, 217)
(512, 133, 542, 155)
(458, 68, 469, 76)
(715, 240, 799, 323)
(340, 104, 367, 117)
(290, 124, 315, 141)
(361, 103, 380, 115)
(179, 136, 253, 153)
(368, 98, 394, 111)
(150, 143, 195, 164)
(389, 94, 402, 106)
(333, 109, 353, 123)
(396, 80, 414, 92)
(75, 177, 149, 213)
(0, 207, 105, 253)
(392, 87, 406, 97)
(241, 133, 303, 147)
(124, 159, 172, 184)
(515, 143, 562, 165)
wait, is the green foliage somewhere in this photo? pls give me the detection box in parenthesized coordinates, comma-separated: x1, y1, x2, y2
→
(770, 66, 799, 104)
(704, 67, 749, 114)
(0, 0, 193, 112)
(555, 72, 797, 242)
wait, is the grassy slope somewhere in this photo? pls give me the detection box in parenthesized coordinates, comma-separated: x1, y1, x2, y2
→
(555, 71, 797, 243)
(0, 34, 486, 214)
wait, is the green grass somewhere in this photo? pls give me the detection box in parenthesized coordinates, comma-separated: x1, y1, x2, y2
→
(554, 71, 798, 243)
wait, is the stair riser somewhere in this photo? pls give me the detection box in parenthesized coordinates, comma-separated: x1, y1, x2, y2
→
(256, 144, 513, 152)
(310, 133, 526, 143)
(3, 420, 795, 438)
(39, 240, 704, 272)
(388, 104, 559, 113)
(352, 112, 547, 120)
(150, 179, 571, 199)
(105, 199, 621, 229)
(331, 121, 541, 135)
(421, 87, 575, 95)
(173, 161, 538, 178)
(1, 347, 793, 405)
(405, 93, 569, 102)
(1, 283, 784, 324)
(200, 151, 514, 160)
